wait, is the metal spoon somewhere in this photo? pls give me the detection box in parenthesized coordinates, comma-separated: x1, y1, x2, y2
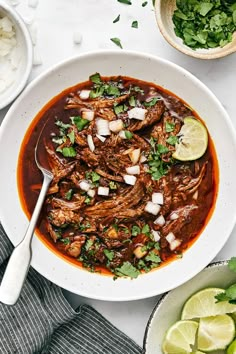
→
(0, 125, 53, 305)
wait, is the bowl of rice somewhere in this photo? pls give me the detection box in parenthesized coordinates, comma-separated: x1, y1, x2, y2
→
(0, 1, 33, 109)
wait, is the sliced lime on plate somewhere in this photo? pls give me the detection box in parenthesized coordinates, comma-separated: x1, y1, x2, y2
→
(172, 117, 208, 161)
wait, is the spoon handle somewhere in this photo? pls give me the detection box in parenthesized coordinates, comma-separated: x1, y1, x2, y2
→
(0, 172, 52, 305)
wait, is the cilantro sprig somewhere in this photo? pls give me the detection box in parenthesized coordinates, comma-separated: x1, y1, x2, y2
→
(215, 257, 236, 304)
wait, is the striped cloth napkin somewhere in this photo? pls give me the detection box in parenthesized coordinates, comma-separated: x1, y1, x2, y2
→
(0, 225, 143, 354)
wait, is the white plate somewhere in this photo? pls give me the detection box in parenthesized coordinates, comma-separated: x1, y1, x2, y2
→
(1, 50, 236, 301)
(143, 261, 234, 353)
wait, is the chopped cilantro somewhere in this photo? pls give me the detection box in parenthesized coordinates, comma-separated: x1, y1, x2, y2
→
(165, 122, 175, 133)
(166, 136, 178, 146)
(61, 147, 76, 157)
(145, 251, 161, 263)
(133, 86, 144, 94)
(84, 196, 91, 205)
(89, 73, 102, 84)
(109, 181, 117, 190)
(90, 86, 105, 98)
(132, 20, 138, 28)
(70, 116, 89, 131)
(79, 222, 91, 231)
(129, 96, 136, 107)
(144, 97, 160, 107)
(117, 0, 132, 4)
(173, 0, 236, 50)
(55, 120, 71, 131)
(91, 171, 100, 183)
(141, 224, 150, 235)
(132, 225, 141, 236)
(124, 131, 133, 139)
(65, 189, 73, 200)
(52, 136, 66, 145)
(148, 141, 173, 181)
(110, 37, 123, 49)
(114, 104, 128, 115)
(115, 261, 140, 279)
(84, 239, 94, 251)
(67, 130, 75, 144)
(106, 85, 120, 97)
(113, 14, 120, 23)
(157, 144, 169, 154)
(61, 238, 70, 245)
(104, 249, 115, 261)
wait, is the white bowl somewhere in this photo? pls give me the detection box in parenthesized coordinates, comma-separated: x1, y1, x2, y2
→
(143, 260, 235, 353)
(0, 2, 33, 109)
(0, 51, 236, 301)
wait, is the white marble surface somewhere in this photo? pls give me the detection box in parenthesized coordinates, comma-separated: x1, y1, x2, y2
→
(1, 0, 236, 348)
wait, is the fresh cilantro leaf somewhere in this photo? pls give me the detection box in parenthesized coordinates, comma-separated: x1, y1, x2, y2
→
(106, 85, 120, 97)
(132, 225, 141, 236)
(124, 131, 133, 139)
(228, 257, 236, 272)
(165, 122, 175, 133)
(115, 261, 140, 278)
(198, 3, 214, 17)
(145, 251, 161, 263)
(142, 224, 150, 235)
(67, 130, 75, 144)
(132, 20, 138, 28)
(157, 144, 169, 154)
(61, 238, 70, 245)
(89, 73, 102, 84)
(129, 96, 136, 107)
(114, 104, 125, 115)
(117, 0, 132, 4)
(84, 196, 91, 205)
(104, 249, 115, 261)
(144, 97, 160, 107)
(61, 147, 76, 157)
(70, 116, 89, 131)
(110, 37, 123, 49)
(65, 189, 73, 200)
(90, 86, 105, 98)
(85, 239, 94, 251)
(55, 120, 71, 130)
(166, 135, 178, 146)
(109, 181, 117, 190)
(52, 136, 66, 145)
(133, 86, 144, 94)
(113, 14, 120, 23)
(91, 171, 100, 183)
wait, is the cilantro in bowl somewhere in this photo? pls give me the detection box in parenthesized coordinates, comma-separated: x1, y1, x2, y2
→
(173, 0, 236, 49)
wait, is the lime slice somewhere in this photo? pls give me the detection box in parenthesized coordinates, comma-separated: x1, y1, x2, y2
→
(172, 117, 208, 161)
(227, 339, 236, 354)
(181, 288, 236, 320)
(162, 320, 198, 354)
(197, 315, 235, 352)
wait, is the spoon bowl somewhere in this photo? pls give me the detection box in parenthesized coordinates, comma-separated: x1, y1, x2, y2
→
(155, 0, 236, 59)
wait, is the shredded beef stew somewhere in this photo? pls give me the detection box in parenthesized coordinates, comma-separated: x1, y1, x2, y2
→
(18, 74, 218, 278)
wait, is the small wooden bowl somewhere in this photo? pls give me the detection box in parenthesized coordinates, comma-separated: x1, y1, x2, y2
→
(155, 0, 236, 59)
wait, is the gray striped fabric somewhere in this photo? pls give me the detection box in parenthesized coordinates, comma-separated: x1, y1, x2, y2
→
(0, 225, 143, 354)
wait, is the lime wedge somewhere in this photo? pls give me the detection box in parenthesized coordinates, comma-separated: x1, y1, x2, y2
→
(181, 288, 236, 320)
(172, 117, 208, 161)
(162, 320, 198, 354)
(197, 315, 235, 352)
(227, 339, 236, 354)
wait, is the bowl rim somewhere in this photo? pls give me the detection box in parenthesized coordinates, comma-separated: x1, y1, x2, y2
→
(154, 0, 236, 60)
(0, 2, 33, 109)
(1, 50, 236, 301)
(143, 259, 229, 351)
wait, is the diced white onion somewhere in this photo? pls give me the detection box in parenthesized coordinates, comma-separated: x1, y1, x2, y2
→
(109, 119, 124, 133)
(166, 232, 175, 244)
(144, 202, 161, 216)
(87, 189, 95, 198)
(28, 0, 39, 8)
(73, 31, 83, 44)
(82, 110, 94, 121)
(154, 215, 165, 226)
(140, 154, 147, 163)
(96, 134, 106, 142)
(170, 212, 179, 221)
(152, 230, 160, 242)
(123, 175, 137, 186)
(98, 186, 109, 196)
(79, 180, 91, 192)
(129, 148, 140, 164)
(128, 107, 147, 121)
(1, 16, 13, 32)
(192, 190, 198, 200)
(96, 118, 111, 136)
(133, 246, 147, 259)
(87, 134, 95, 152)
(170, 239, 181, 251)
(126, 165, 140, 175)
(79, 90, 91, 100)
(152, 192, 164, 205)
(118, 131, 127, 139)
